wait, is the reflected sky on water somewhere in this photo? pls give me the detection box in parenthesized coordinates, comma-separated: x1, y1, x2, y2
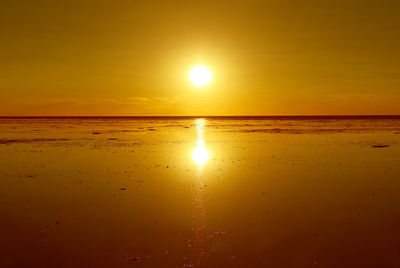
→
(1, 118, 400, 267)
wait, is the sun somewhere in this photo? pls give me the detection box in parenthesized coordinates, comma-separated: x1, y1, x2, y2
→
(189, 65, 212, 87)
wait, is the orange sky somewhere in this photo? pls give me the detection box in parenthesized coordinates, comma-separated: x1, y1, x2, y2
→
(1, 0, 400, 116)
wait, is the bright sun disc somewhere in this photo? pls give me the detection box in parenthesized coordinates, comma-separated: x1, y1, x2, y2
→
(189, 65, 211, 87)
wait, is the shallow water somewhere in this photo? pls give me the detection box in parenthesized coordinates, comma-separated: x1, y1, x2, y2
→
(1, 117, 400, 267)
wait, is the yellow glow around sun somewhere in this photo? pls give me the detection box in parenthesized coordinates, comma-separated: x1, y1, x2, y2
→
(189, 65, 211, 87)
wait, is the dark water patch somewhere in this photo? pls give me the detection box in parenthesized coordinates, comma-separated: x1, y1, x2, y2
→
(224, 127, 400, 134)
(15, 174, 39, 178)
(126, 256, 140, 262)
(114, 142, 143, 147)
(105, 129, 150, 133)
(225, 128, 352, 134)
(163, 124, 189, 128)
(0, 138, 69, 145)
(372, 144, 390, 148)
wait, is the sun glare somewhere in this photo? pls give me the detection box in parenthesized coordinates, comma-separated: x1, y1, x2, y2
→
(189, 66, 211, 87)
(192, 119, 210, 167)
(192, 139, 209, 166)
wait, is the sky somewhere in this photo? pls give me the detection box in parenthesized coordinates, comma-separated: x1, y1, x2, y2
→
(1, 0, 400, 116)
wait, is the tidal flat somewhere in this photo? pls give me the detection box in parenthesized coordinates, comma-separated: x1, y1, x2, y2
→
(1, 117, 400, 268)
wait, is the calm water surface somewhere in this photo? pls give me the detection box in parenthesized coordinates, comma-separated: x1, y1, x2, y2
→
(1, 117, 400, 267)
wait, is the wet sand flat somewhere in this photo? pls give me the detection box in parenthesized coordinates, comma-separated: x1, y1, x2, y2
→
(1, 117, 400, 267)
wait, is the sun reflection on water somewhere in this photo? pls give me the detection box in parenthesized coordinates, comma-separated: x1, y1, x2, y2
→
(192, 119, 209, 167)
(185, 118, 211, 267)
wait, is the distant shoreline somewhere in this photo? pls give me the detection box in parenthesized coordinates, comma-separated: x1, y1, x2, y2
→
(1, 115, 400, 120)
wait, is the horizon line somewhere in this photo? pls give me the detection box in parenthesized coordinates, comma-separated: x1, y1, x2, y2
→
(1, 115, 400, 119)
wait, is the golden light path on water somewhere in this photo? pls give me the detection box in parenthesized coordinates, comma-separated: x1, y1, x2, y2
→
(192, 119, 210, 168)
(184, 119, 210, 268)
